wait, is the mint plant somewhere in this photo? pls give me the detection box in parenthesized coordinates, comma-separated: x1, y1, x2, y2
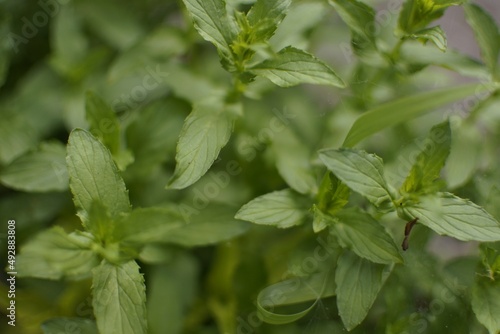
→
(15, 128, 247, 334)
(1, 0, 500, 333)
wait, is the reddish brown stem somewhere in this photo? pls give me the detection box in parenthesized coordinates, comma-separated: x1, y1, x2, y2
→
(402, 218, 418, 251)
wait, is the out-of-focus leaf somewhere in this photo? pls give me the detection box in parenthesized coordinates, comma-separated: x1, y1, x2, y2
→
(92, 260, 147, 334)
(85, 91, 133, 170)
(342, 83, 494, 147)
(335, 251, 391, 330)
(108, 27, 188, 82)
(77, 0, 144, 50)
(272, 129, 316, 195)
(42, 318, 98, 334)
(161, 204, 250, 246)
(235, 189, 309, 228)
(50, 4, 88, 78)
(0, 141, 68, 192)
(328, 0, 375, 42)
(16, 227, 99, 280)
(0, 113, 38, 165)
(250, 47, 345, 88)
(270, 1, 326, 50)
(0, 10, 10, 88)
(328, 0, 377, 57)
(0, 192, 68, 230)
(125, 99, 186, 177)
(147, 254, 198, 334)
(471, 275, 500, 334)
(464, 4, 500, 74)
(163, 61, 225, 102)
(257, 270, 336, 325)
(445, 122, 481, 188)
(401, 42, 490, 78)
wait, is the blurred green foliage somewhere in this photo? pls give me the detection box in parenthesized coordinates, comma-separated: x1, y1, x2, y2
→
(1, 0, 500, 333)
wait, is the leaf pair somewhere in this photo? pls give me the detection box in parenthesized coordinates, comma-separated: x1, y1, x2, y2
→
(320, 121, 500, 245)
(182, 0, 345, 88)
(18, 129, 249, 334)
(170, 0, 346, 190)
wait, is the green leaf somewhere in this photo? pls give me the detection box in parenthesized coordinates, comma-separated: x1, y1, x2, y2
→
(328, 0, 379, 62)
(235, 189, 309, 228)
(257, 270, 336, 325)
(480, 244, 500, 278)
(85, 91, 133, 170)
(147, 255, 198, 334)
(125, 99, 186, 177)
(87, 201, 114, 242)
(319, 148, 393, 208)
(404, 192, 500, 242)
(67, 129, 131, 224)
(49, 3, 88, 78)
(114, 207, 185, 245)
(332, 208, 403, 264)
(335, 251, 391, 330)
(398, 0, 463, 34)
(313, 173, 350, 233)
(471, 275, 500, 334)
(401, 42, 490, 78)
(342, 83, 493, 147)
(108, 27, 188, 82)
(0, 11, 10, 88)
(167, 99, 236, 189)
(328, 0, 376, 46)
(249, 46, 345, 88)
(272, 129, 316, 195)
(0, 192, 68, 230)
(402, 121, 451, 194)
(162, 204, 250, 246)
(246, 0, 291, 41)
(445, 122, 481, 188)
(410, 26, 447, 52)
(269, 2, 326, 51)
(77, 0, 144, 50)
(42, 318, 98, 334)
(181, 0, 237, 58)
(247, 0, 290, 27)
(0, 141, 68, 192)
(316, 173, 350, 215)
(92, 260, 147, 334)
(16, 227, 99, 280)
(0, 113, 39, 165)
(464, 4, 500, 74)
